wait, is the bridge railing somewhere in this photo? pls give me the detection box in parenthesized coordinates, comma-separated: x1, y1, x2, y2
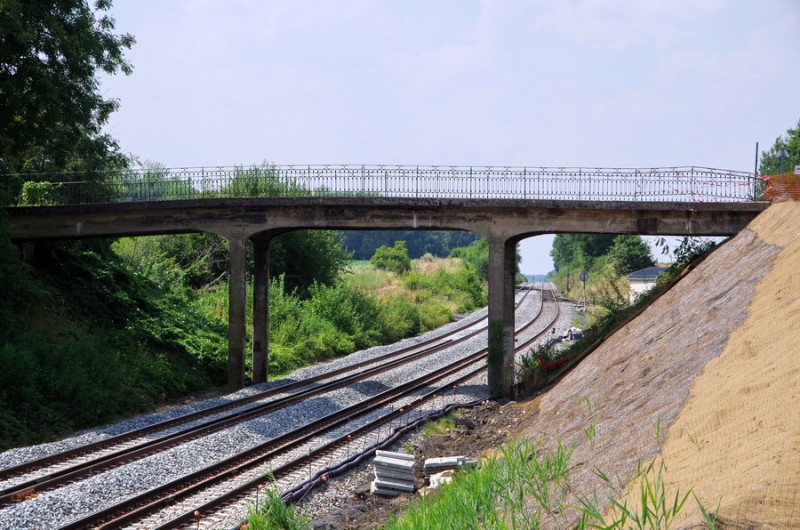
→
(3, 164, 763, 206)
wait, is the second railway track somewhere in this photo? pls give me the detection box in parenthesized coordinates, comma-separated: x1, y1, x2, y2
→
(0, 283, 571, 530)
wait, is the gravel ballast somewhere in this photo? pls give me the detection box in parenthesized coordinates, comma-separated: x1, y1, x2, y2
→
(0, 289, 555, 529)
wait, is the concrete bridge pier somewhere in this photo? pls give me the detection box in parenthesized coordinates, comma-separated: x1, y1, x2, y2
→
(227, 236, 248, 391)
(251, 234, 270, 384)
(486, 236, 518, 397)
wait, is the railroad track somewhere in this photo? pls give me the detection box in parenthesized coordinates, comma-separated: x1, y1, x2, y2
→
(0, 283, 566, 529)
(0, 285, 537, 505)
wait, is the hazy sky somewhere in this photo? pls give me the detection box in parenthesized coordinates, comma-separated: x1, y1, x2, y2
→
(100, 0, 800, 274)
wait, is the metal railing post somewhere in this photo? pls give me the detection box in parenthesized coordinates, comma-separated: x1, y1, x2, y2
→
(523, 167, 527, 199)
(469, 167, 473, 198)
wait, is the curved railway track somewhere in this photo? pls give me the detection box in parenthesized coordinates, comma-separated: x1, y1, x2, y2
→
(0, 286, 537, 503)
(0, 283, 567, 529)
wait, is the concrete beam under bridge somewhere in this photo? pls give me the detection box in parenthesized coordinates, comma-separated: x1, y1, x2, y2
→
(4, 198, 767, 242)
(4, 198, 769, 394)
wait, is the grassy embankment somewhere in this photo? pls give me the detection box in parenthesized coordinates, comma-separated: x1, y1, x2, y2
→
(0, 235, 227, 451)
(382, 436, 717, 530)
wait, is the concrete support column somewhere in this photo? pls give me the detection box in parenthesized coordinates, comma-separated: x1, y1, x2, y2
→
(227, 236, 248, 391)
(487, 236, 517, 397)
(21, 242, 36, 262)
(252, 234, 269, 384)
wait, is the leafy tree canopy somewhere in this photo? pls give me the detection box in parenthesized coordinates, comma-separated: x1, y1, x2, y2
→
(0, 0, 135, 176)
(271, 230, 352, 295)
(607, 235, 655, 276)
(450, 237, 489, 281)
(550, 234, 616, 271)
(760, 118, 800, 175)
(117, 230, 352, 297)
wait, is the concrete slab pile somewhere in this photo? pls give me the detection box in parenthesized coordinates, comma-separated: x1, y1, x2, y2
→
(423, 455, 477, 478)
(370, 450, 416, 497)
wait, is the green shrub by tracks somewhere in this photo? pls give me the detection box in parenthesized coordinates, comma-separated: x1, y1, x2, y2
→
(245, 486, 311, 530)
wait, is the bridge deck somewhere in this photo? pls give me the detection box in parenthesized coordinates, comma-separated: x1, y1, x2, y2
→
(5, 197, 768, 241)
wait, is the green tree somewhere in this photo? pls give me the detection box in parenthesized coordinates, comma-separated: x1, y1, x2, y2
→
(550, 234, 616, 271)
(450, 237, 489, 281)
(0, 0, 135, 179)
(270, 230, 351, 295)
(371, 241, 412, 274)
(760, 118, 800, 175)
(117, 230, 351, 296)
(607, 235, 655, 276)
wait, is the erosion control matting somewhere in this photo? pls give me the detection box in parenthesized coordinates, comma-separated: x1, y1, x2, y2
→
(517, 202, 799, 528)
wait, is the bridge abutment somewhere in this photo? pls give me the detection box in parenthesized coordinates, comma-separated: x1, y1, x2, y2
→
(487, 237, 517, 397)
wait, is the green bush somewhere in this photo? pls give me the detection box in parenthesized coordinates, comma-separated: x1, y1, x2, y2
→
(403, 267, 486, 313)
(379, 297, 421, 342)
(246, 486, 311, 530)
(450, 237, 489, 281)
(371, 241, 412, 274)
(18, 181, 62, 206)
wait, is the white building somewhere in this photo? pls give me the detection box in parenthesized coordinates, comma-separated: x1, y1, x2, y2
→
(627, 266, 668, 304)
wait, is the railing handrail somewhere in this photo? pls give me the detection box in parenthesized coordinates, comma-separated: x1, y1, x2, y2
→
(1, 164, 767, 206)
(0, 163, 757, 179)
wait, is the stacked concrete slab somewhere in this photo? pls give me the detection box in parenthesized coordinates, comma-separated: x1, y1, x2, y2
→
(370, 450, 416, 496)
(423, 455, 477, 478)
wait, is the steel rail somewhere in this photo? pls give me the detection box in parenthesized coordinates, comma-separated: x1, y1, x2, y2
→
(63, 291, 563, 529)
(0, 286, 533, 486)
(0, 327, 479, 504)
(60, 349, 492, 529)
(515, 284, 562, 352)
(155, 293, 564, 530)
(0, 287, 538, 504)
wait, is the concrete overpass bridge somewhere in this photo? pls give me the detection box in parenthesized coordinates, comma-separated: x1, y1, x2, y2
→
(2, 164, 770, 396)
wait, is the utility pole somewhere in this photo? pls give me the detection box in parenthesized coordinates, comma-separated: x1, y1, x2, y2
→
(777, 146, 789, 174)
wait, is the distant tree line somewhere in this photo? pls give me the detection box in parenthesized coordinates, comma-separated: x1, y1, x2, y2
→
(342, 230, 480, 260)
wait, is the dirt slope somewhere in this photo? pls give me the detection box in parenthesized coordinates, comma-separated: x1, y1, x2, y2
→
(517, 202, 800, 528)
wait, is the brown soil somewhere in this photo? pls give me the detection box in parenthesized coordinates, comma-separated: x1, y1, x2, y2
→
(310, 202, 800, 529)
(308, 400, 529, 529)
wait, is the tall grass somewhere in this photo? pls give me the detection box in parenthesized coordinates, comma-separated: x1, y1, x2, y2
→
(385, 439, 573, 530)
(385, 438, 715, 530)
(0, 237, 227, 450)
(245, 487, 311, 530)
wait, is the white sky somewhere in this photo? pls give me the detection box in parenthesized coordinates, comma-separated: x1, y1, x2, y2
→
(100, 0, 800, 274)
